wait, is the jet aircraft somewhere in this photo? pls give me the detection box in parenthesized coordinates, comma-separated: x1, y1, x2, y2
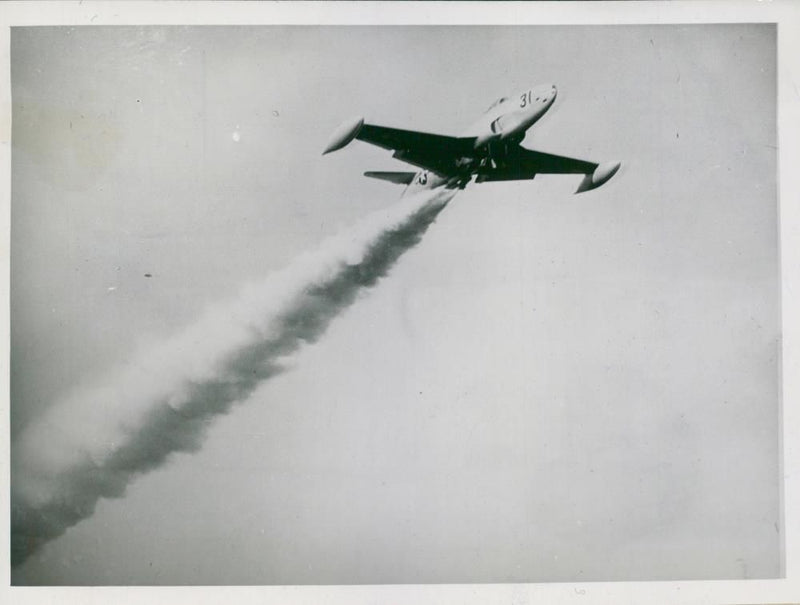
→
(323, 83, 621, 196)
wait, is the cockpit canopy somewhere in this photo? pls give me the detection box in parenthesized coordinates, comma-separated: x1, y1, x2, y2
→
(484, 96, 508, 113)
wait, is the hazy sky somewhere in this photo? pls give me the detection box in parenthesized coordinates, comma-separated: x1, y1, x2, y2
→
(10, 24, 779, 584)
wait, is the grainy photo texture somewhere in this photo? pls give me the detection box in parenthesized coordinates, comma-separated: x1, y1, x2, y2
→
(10, 25, 780, 584)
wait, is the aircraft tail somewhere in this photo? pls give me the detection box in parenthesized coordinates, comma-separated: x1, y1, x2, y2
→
(364, 171, 417, 185)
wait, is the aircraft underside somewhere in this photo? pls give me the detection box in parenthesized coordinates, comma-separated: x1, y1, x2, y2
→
(323, 84, 621, 196)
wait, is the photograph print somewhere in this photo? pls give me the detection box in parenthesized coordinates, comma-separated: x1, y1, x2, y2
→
(10, 23, 780, 585)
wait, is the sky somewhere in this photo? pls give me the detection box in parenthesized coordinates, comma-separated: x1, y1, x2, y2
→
(9, 24, 779, 584)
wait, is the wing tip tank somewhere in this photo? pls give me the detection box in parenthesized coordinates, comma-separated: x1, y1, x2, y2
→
(575, 161, 621, 194)
(322, 117, 365, 155)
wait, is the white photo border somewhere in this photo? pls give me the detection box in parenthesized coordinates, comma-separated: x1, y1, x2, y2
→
(1, 2, 797, 604)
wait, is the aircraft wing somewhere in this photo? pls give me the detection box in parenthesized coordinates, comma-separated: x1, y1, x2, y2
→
(510, 148, 597, 174)
(479, 147, 620, 193)
(355, 124, 474, 157)
(324, 118, 476, 175)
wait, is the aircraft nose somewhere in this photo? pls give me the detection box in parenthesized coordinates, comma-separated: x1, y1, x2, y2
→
(532, 84, 557, 106)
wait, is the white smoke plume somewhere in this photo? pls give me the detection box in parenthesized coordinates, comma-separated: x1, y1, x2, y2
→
(10, 188, 455, 567)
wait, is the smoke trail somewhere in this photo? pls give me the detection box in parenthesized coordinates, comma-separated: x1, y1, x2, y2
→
(11, 188, 454, 567)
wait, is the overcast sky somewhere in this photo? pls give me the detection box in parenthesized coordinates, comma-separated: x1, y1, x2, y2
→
(10, 24, 779, 584)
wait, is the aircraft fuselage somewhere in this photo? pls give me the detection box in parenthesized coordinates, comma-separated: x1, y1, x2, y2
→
(403, 83, 558, 196)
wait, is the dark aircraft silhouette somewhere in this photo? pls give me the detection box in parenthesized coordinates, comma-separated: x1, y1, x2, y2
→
(324, 83, 621, 197)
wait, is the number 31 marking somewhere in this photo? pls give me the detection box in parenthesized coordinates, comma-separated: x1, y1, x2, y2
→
(520, 90, 532, 108)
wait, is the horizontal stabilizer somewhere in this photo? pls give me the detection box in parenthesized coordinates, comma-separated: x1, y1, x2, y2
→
(364, 171, 417, 185)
